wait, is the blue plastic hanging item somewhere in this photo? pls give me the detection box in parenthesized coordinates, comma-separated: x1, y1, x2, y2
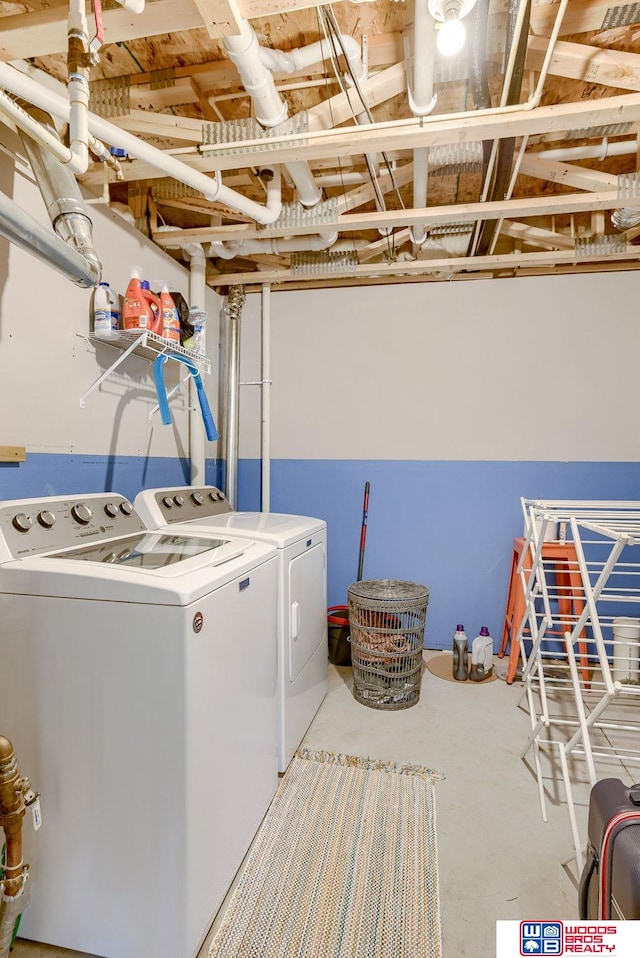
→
(153, 353, 218, 441)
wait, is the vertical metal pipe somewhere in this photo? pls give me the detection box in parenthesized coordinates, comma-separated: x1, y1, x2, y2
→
(185, 244, 207, 486)
(261, 284, 271, 512)
(223, 286, 245, 508)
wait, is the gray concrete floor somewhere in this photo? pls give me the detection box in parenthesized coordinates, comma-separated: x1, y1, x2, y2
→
(12, 653, 632, 958)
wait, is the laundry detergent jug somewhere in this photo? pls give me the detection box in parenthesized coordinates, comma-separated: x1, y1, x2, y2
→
(123, 267, 162, 333)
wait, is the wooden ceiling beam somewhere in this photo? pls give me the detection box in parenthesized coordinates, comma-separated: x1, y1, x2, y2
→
(500, 220, 576, 250)
(530, 0, 640, 37)
(129, 77, 202, 111)
(336, 163, 414, 214)
(151, 189, 623, 245)
(307, 62, 406, 132)
(519, 155, 619, 191)
(525, 37, 640, 92)
(111, 110, 205, 143)
(209, 245, 640, 286)
(80, 92, 640, 188)
(0, 0, 342, 60)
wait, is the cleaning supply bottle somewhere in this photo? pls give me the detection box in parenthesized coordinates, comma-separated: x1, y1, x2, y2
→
(159, 285, 181, 343)
(140, 280, 162, 335)
(469, 627, 494, 682)
(452, 625, 468, 681)
(123, 267, 161, 333)
(186, 306, 207, 354)
(92, 281, 120, 340)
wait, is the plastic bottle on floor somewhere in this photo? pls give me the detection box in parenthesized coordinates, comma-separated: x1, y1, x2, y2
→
(469, 627, 493, 682)
(452, 625, 468, 681)
(92, 281, 120, 340)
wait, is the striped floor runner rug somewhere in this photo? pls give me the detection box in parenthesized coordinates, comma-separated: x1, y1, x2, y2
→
(208, 748, 443, 958)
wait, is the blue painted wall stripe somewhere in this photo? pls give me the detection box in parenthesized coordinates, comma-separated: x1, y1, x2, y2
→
(239, 458, 640, 651)
(0, 454, 220, 504)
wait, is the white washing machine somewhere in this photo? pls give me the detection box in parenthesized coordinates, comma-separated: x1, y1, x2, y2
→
(0, 493, 279, 958)
(134, 486, 328, 773)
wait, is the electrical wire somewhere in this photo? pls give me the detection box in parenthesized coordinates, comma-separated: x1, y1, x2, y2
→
(320, 4, 405, 212)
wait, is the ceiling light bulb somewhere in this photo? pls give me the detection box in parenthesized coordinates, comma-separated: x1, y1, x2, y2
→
(437, 17, 466, 56)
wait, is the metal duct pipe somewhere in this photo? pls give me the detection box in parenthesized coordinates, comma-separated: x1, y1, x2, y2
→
(18, 107, 101, 285)
(474, 0, 531, 256)
(222, 20, 322, 208)
(223, 286, 246, 508)
(0, 186, 101, 287)
(184, 243, 208, 486)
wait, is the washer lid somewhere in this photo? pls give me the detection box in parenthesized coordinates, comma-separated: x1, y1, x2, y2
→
(178, 513, 326, 548)
(48, 531, 236, 570)
(0, 532, 277, 605)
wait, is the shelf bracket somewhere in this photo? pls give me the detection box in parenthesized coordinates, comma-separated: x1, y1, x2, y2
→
(80, 332, 148, 407)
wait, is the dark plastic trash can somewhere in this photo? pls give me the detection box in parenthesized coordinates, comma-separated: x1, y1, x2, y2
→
(327, 606, 351, 666)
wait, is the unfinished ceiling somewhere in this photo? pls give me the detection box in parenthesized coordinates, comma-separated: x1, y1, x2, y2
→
(2, 0, 640, 291)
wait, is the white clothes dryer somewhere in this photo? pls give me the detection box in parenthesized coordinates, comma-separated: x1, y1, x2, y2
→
(0, 493, 278, 958)
(134, 486, 328, 773)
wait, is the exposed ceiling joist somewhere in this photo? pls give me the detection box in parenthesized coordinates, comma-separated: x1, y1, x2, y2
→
(152, 189, 624, 246)
(210, 246, 640, 286)
(80, 92, 640, 190)
(518, 155, 619, 191)
(336, 162, 414, 214)
(525, 37, 640, 92)
(0, 0, 338, 60)
(529, 0, 640, 37)
(499, 220, 577, 251)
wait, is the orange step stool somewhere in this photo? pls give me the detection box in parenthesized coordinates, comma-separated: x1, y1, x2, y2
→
(500, 536, 590, 685)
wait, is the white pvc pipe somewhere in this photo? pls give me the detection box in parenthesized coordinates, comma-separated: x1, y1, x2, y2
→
(284, 160, 322, 208)
(223, 20, 287, 128)
(261, 284, 271, 512)
(111, 0, 145, 12)
(0, 91, 81, 169)
(185, 243, 207, 486)
(538, 140, 636, 163)
(411, 0, 437, 246)
(258, 35, 365, 83)
(0, 61, 284, 225)
(210, 231, 338, 259)
(67, 0, 90, 173)
(222, 18, 321, 208)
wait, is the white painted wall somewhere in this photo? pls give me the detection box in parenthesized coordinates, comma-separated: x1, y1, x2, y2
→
(0, 131, 221, 458)
(239, 272, 640, 461)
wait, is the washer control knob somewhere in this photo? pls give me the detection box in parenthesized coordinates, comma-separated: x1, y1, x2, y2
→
(119, 501, 132, 516)
(217, 492, 226, 501)
(174, 495, 185, 507)
(209, 491, 218, 501)
(37, 510, 56, 529)
(162, 496, 173, 508)
(71, 503, 92, 525)
(12, 512, 33, 533)
(191, 492, 204, 505)
(104, 502, 118, 518)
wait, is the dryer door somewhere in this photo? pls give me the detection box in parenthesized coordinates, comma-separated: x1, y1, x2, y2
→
(288, 542, 326, 682)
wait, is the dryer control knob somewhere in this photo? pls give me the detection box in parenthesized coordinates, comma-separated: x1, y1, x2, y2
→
(37, 510, 56, 528)
(191, 492, 204, 505)
(162, 496, 173, 508)
(104, 503, 118, 518)
(12, 512, 33, 533)
(208, 491, 218, 501)
(71, 503, 92, 525)
(174, 495, 185, 507)
(119, 501, 132, 516)
(217, 492, 226, 500)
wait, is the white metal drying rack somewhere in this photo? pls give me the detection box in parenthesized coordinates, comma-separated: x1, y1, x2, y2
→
(78, 330, 211, 418)
(518, 498, 640, 869)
